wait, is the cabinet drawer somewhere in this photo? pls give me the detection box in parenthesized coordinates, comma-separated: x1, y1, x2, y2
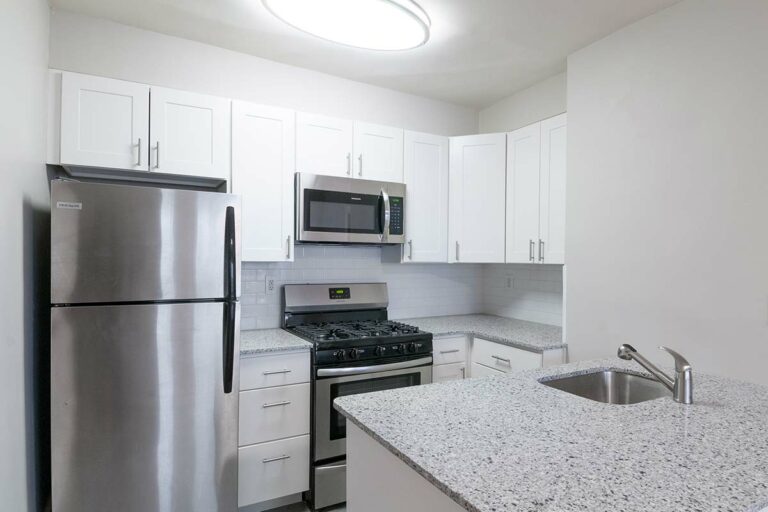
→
(239, 383, 310, 446)
(471, 337, 542, 373)
(238, 435, 309, 507)
(471, 362, 505, 378)
(433, 335, 467, 365)
(433, 362, 466, 383)
(241, 351, 310, 390)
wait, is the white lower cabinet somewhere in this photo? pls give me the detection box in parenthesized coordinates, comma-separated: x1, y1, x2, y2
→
(432, 335, 469, 383)
(239, 351, 310, 509)
(434, 362, 467, 382)
(238, 435, 310, 507)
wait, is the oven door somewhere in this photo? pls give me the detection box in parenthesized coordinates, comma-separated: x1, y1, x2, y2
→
(296, 173, 405, 244)
(314, 357, 431, 462)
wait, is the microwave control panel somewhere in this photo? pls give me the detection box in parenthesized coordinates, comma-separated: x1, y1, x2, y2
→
(389, 197, 404, 235)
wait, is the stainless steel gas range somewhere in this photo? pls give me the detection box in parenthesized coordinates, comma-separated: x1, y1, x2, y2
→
(283, 283, 433, 511)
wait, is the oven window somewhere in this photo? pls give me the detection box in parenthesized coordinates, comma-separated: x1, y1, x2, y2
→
(329, 373, 421, 440)
(304, 189, 382, 234)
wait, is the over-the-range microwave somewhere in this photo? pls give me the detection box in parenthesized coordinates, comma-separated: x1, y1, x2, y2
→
(295, 172, 405, 245)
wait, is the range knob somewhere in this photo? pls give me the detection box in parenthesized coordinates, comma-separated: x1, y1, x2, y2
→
(395, 344, 407, 354)
(348, 348, 361, 360)
(374, 346, 386, 356)
(333, 350, 346, 361)
(407, 342, 417, 353)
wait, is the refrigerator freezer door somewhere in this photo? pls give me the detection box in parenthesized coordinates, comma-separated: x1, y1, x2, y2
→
(51, 302, 240, 512)
(51, 181, 241, 304)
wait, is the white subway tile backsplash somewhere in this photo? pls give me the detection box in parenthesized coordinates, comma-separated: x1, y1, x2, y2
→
(241, 248, 563, 329)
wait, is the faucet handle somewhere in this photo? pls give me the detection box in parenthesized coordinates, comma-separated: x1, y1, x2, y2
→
(659, 346, 691, 372)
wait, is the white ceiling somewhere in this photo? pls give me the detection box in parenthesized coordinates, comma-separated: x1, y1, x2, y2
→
(48, 0, 680, 108)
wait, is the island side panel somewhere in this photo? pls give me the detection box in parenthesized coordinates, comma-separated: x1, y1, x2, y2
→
(346, 422, 465, 512)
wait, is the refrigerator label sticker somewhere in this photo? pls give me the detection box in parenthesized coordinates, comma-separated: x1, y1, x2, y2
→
(56, 201, 82, 210)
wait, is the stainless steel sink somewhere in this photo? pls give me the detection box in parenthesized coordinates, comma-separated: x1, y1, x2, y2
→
(540, 370, 670, 404)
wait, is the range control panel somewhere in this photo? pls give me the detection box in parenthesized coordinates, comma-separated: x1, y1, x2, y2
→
(389, 197, 404, 235)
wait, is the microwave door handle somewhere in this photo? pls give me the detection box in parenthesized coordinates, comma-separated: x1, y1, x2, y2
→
(380, 188, 391, 242)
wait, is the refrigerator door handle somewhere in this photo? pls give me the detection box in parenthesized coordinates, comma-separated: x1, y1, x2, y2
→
(223, 301, 236, 394)
(224, 206, 237, 300)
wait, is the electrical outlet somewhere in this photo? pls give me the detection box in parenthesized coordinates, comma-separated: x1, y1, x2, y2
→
(265, 277, 276, 295)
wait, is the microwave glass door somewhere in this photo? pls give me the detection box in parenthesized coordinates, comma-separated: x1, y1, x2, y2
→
(304, 189, 382, 234)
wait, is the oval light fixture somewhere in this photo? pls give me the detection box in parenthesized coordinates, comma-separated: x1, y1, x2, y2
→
(262, 0, 431, 51)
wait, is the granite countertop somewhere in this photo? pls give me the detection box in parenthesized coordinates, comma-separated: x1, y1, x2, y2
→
(401, 314, 564, 353)
(334, 359, 768, 512)
(240, 328, 312, 356)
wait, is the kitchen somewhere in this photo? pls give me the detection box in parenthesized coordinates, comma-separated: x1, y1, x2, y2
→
(3, 1, 768, 512)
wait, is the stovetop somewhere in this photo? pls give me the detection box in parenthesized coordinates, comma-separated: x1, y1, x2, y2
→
(292, 319, 420, 342)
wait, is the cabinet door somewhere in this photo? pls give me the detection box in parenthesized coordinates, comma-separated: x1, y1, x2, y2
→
(505, 124, 542, 263)
(353, 122, 404, 182)
(60, 72, 149, 170)
(433, 362, 467, 383)
(448, 133, 507, 263)
(539, 113, 567, 264)
(232, 102, 295, 262)
(403, 131, 448, 262)
(150, 87, 230, 180)
(296, 112, 353, 178)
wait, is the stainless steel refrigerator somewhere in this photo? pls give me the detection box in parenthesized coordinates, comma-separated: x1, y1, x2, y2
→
(50, 180, 241, 512)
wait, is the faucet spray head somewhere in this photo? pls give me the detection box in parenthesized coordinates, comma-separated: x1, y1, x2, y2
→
(617, 344, 637, 360)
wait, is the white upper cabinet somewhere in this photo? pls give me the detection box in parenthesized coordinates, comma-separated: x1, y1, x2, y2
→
(232, 102, 295, 262)
(60, 72, 149, 171)
(539, 113, 567, 264)
(403, 131, 448, 262)
(449, 133, 507, 263)
(150, 87, 230, 180)
(295, 113, 353, 178)
(505, 113, 567, 264)
(353, 122, 404, 182)
(506, 124, 541, 263)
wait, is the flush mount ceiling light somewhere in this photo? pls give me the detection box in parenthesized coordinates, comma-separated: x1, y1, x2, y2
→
(262, 0, 431, 51)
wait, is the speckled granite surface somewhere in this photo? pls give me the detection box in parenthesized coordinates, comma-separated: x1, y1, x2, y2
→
(335, 359, 768, 512)
(401, 314, 563, 353)
(240, 328, 311, 356)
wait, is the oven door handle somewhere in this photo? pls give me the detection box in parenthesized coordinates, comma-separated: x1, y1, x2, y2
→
(317, 356, 432, 377)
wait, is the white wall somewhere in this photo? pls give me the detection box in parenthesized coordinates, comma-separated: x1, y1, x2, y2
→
(478, 72, 566, 133)
(566, 0, 768, 384)
(0, 0, 51, 510)
(48, 10, 477, 136)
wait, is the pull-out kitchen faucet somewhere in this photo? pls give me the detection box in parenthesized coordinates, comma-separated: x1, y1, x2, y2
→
(618, 344, 693, 404)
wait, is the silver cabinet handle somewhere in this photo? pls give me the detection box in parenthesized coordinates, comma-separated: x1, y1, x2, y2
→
(460, 367, 466, 379)
(539, 239, 544, 262)
(262, 455, 291, 464)
(408, 240, 413, 260)
(262, 400, 291, 408)
(346, 152, 351, 175)
(380, 187, 390, 242)
(136, 138, 142, 166)
(440, 349, 460, 355)
(529, 239, 535, 262)
(455, 241, 460, 261)
(286, 236, 291, 260)
(262, 369, 291, 376)
(358, 154, 363, 176)
(154, 141, 160, 169)
(492, 355, 511, 365)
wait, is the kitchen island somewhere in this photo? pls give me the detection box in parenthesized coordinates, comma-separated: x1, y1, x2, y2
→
(334, 359, 768, 512)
